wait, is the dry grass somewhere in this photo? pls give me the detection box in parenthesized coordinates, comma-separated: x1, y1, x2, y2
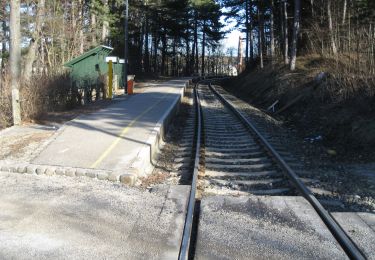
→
(0, 73, 80, 129)
(0, 77, 12, 129)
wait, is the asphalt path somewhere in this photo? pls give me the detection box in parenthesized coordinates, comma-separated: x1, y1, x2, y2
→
(33, 79, 187, 171)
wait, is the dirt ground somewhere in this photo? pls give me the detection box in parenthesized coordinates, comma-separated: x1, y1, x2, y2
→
(220, 63, 375, 212)
(223, 56, 375, 162)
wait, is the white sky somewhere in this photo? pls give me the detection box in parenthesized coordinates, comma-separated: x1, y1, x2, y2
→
(220, 14, 244, 52)
(221, 29, 242, 51)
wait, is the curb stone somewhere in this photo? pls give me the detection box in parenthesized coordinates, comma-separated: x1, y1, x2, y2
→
(0, 160, 140, 186)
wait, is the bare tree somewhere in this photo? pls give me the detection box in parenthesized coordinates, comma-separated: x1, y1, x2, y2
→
(270, 0, 275, 61)
(23, 0, 45, 80)
(78, 0, 84, 53)
(289, 0, 300, 71)
(327, 0, 337, 55)
(91, 2, 97, 46)
(101, 0, 109, 43)
(342, 0, 347, 25)
(283, 0, 289, 65)
(10, 0, 21, 125)
(258, 2, 264, 69)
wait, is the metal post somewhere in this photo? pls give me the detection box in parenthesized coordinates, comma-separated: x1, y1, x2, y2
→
(124, 0, 129, 94)
(108, 60, 113, 99)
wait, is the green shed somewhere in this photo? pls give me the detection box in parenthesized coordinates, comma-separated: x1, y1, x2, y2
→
(64, 45, 113, 91)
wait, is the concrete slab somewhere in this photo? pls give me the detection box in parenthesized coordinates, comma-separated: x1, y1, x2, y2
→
(195, 195, 347, 260)
(332, 212, 375, 259)
(32, 79, 189, 176)
(0, 171, 189, 260)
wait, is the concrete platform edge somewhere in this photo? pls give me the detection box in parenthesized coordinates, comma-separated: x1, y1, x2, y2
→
(129, 80, 190, 178)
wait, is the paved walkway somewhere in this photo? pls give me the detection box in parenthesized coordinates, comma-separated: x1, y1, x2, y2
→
(0, 172, 189, 259)
(33, 79, 188, 173)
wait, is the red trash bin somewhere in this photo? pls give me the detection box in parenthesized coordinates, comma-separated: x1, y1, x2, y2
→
(127, 75, 135, 95)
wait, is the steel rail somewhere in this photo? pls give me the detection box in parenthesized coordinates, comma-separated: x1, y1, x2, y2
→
(178, 84, 202, 260)
(208, 83, 366, 260)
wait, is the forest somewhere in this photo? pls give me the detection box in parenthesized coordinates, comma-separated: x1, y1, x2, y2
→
(0, 0, 374, 128)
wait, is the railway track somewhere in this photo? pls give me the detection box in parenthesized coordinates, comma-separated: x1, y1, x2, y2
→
(178, 81, 366, 260)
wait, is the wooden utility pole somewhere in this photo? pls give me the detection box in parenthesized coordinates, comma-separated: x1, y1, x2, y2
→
(10, 0, 21, 125)
(124, 0, 129, 94)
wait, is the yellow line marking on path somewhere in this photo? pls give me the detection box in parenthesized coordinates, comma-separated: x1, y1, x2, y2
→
(90, 94, 168, 169)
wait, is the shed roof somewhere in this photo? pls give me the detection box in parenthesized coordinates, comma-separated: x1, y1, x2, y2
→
(64, 45, 114, 68)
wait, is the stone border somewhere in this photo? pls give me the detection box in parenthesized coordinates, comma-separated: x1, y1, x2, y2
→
(0, 160, 136, 185)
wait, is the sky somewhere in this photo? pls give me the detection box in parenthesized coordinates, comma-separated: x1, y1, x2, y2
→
(222, 29, 242, 51)
(219, 14, 243, 53)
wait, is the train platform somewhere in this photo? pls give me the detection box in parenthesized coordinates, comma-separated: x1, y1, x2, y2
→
(15, 79, 189, 181)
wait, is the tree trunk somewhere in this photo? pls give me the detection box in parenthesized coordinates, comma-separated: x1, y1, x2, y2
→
(283, 0, 289, 65)
(342, 0, 347, 25)
(249, 0, 254, 62)
(79, 0, 84, 53)
(201, 20, 206, 76)
(192, 12, 198, 74)
(185, 35, 190, 76)
(245, 0, 249, 64)
(327, 0, 337, 55)
(102, 0, 109, 43)
(91, 3, 97, 46)
(161, 33, 166, 75)
(290, 0, 301, 71)
(1, 20, 6, 77)
(270, 0, 275, 61)
(10, 0, 21, 125)
(153, 34, 158, 73)
(144, 13, 150, 73)
(0, 21, 4, 88)
(250, 24, 254, 62)
(23, 0, 45, 80)
(172, 36, 177, 76)
(258, 4, 264, 69)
